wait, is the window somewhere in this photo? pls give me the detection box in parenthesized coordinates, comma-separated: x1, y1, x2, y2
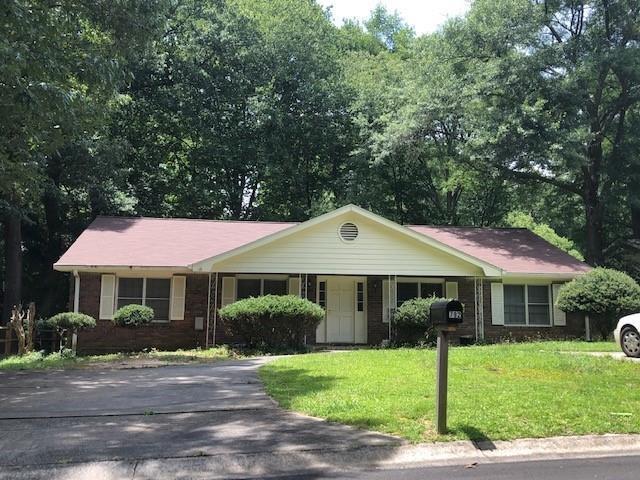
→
(117, 278, 171, 322)
(397, 282, 419, 308)
(504, 284, 551, 326)
(264, 279, 287, 295)
(236, 277, 288, 300)
(396, 280, 444, 308)
(420, 283, 443, 298)
(504, 285, 526, 325)
(145, 279, 171, 321)
(318, 281, 327, 308)
(356, 282, 364, 312)
(527, 285, 551, 326)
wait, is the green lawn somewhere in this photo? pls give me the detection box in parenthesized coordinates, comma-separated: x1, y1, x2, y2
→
(259, 341, 637, 443)
(0, 346, 235, 371)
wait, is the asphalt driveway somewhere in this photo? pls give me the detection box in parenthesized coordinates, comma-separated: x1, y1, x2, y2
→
(0, 358, 400, 475)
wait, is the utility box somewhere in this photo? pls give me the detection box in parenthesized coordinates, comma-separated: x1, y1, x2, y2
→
(430, 300, 464, 326)
(194, 316, 204, 331)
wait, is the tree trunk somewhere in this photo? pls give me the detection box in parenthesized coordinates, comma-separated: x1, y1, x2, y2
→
(583, 140, 605, 265)
(2, 212, 22, 324)
(631, 204, 640, 239)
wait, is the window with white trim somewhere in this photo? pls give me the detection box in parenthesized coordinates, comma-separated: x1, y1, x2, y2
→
(396, 280, 444, 308)
(504, 284, 551, 326)
(236, 277, 288, 300)
(117, 277, 171, 322)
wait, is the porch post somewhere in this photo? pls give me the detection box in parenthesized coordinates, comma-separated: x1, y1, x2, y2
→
(206, 272, 212, 348)
(212, 272, 219, 346)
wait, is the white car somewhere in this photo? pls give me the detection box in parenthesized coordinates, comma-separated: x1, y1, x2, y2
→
(614, 314, 640, 358)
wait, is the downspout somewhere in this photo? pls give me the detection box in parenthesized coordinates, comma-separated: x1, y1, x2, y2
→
(205, 272, 212, 348)
(72, 270, 80, 353)
(474, 277, 478, 342)
(212, 272, 219, 346)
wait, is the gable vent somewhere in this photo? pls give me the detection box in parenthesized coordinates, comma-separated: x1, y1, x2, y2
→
(339, 222, 359, 242)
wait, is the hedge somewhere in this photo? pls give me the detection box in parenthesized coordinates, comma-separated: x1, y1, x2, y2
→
(219, 295, 325, 348)
(392, 297, 442, 346)
(557, 267, 640, 339)
(112, 304, 155, 327)
(44, 312, 96, 331)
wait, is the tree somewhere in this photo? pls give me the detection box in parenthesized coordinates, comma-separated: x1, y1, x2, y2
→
(556, 268, 640, 339)
(506, 211, 584, 260)
(0, 1, 168, 322)
(439, 0, 640, 265)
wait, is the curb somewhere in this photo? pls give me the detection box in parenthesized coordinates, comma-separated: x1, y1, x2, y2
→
(3, 434, 640, 479)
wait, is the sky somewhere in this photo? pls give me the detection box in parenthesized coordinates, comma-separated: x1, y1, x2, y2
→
(316, 0, 471, 35)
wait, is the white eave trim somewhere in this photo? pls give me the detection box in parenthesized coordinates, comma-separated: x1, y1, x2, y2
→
(54, 264, 192, 274)
(188, 204, 503, 276)
(501, 271, 587, 281)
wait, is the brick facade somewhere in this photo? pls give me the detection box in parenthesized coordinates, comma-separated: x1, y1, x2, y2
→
(76, 273, 208, 354)
(73, 273, 586, 352)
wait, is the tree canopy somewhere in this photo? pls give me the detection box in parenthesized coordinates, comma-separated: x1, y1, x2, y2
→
(2, 0, 640, 319)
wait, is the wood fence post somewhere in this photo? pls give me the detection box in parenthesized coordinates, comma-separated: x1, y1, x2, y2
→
(4, 327, 12, 356)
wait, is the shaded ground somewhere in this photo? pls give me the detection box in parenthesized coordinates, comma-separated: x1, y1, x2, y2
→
(0, 358, 400, 469)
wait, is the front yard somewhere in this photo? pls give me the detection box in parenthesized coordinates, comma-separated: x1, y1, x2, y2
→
(259, 341, 638, 443)
(0, 346, 236, 370)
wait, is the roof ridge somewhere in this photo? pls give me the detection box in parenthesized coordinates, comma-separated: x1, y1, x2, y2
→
(94, 215, 299, 225)
(408, 224, 529, 231)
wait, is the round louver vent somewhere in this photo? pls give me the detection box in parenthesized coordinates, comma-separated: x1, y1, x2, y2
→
(339, 222, 359, 242)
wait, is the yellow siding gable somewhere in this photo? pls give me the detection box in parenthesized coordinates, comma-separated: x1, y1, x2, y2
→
(209, 212, 484, 276)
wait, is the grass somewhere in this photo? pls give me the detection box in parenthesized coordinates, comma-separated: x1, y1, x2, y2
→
(0, 346, 236, 371)
(259, 340, 638, 443)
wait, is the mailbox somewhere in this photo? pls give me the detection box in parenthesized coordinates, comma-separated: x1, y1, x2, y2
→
(430, 299, 464, 326)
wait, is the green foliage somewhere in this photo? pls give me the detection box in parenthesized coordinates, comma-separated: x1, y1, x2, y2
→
(506, 212, 584, 261)
(557, 268, 640, 338)
(112, 304, 155, 327)
(219, 295, 325, 348)
(44, 312, 96, 331)
(392, 297, 442, 345)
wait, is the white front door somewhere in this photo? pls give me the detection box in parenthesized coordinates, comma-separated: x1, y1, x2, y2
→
(326, 277, 356, 343)
(316, 276, 367, 344)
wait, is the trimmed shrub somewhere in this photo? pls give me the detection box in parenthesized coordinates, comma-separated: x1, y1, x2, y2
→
(44, 312, 97, 331)
(392, 297, 442, 346)
(112, 304, 155, 327)
(557, 268, 640, 339)
(219, 295, 325, 348)
(43, 312, 97, 354)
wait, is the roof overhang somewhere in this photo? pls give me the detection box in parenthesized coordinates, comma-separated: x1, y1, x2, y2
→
(54, 265, 192, 274)
(189, 204, 503, 276)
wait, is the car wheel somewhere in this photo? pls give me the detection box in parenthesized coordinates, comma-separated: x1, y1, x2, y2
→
(621, 327, 640, 358)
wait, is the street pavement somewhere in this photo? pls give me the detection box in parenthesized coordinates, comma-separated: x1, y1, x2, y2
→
(284, 455, 640, 480)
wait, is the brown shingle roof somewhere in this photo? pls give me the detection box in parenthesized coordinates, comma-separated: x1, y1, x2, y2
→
(55, 215, 590, 275)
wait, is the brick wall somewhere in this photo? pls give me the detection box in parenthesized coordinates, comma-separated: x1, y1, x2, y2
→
(482, 280, 586, 342)
(74, 272, 587, 351)
(76, 273, 208, 354)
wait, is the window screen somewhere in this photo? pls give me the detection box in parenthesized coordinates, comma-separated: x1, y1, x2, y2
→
(397, 282, 419, 308)
(504, 285, 526, 325)
(117, 278, 143, 309)
(421, 283, 443, 298)
(146, 278, 170, 321)
(528, 285, 550, 325)
(264, 279, 287, 296)
(237, 279, 261, 299)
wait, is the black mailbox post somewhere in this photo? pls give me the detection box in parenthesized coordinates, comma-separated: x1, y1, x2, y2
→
(430, 299, 464, 434)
